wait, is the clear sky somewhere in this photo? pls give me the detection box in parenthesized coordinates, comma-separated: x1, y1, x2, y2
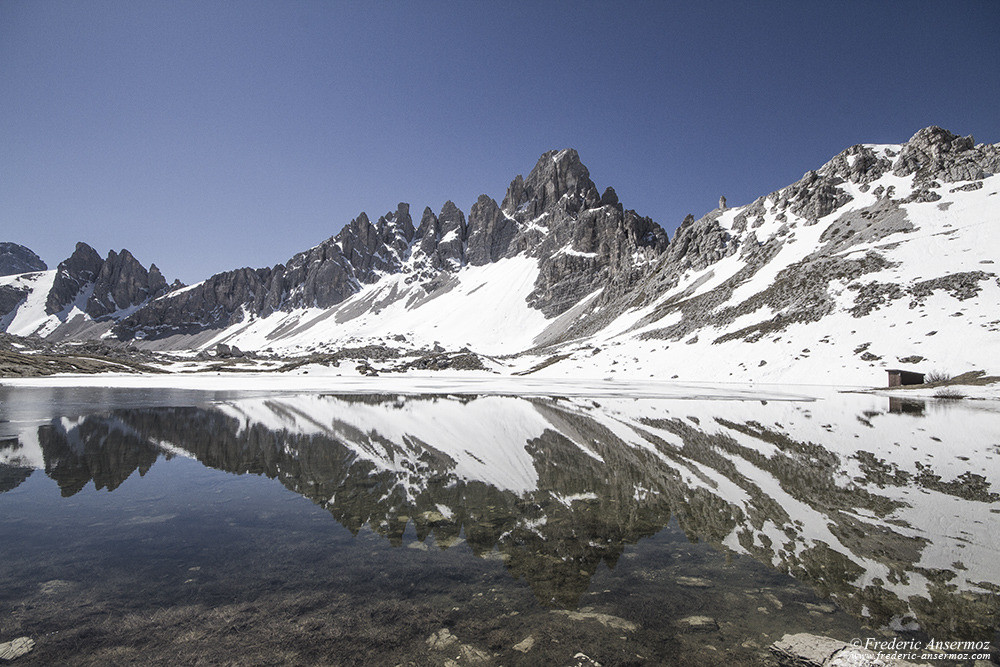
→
(3, 0, 999, 284)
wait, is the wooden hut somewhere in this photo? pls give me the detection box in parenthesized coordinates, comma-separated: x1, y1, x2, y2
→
(886, 369, 925, 387)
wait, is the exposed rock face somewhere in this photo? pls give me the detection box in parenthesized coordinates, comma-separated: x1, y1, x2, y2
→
(86, 250, 169, 318)
(0, 284, 29, 319)
(466, 194, 516, 266)
(0, 242, 46, 276)
(135, 266, 273, 335)
(40, 242, 172, 321)
(436, 200, 467, 269)
(413, 206, 442, 271)
(893, 126, 1000, 183)
(662, 212, 736, 275)
(502, 149, 668, 317)
(117, 149, 671, 339)
(118, 203, 420, 337)
(45, 243, 105, 315)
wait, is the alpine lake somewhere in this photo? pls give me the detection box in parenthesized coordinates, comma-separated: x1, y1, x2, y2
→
(1, 385, 997, 666)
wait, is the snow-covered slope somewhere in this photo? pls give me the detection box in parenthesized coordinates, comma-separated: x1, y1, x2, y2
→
(0, 243, 172, 341)
(0, 270, 60, 336)
(197, 127, 999, 385)
(531, 143, 1000, 384)
(202, 255, 550, 355)
(4, 127, 999, 385)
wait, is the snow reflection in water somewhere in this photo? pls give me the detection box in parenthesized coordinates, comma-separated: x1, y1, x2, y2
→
(0, 389, 997, 665)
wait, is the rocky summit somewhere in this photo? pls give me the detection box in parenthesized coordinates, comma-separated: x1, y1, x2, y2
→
(0, 242, 173, 341)
(2, 127, 999, 384)
(0, 242, 46, 277)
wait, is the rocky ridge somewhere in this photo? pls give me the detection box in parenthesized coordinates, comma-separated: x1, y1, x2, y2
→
(110, 148, 669, 341)
(532, 126, 1000, 352)
(0, 242, 46, 277)
(0, 241, 174, 339)
(1, 126, 998, 385)
(45, 242, 171, 319)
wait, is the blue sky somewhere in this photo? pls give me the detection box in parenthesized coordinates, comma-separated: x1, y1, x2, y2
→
(3, 0, 999, 283)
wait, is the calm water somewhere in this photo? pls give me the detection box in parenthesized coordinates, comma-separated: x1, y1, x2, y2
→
(0, 387, 997, 665)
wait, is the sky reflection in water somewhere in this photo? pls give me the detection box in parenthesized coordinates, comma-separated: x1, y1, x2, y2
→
(1, 388, 997, 665)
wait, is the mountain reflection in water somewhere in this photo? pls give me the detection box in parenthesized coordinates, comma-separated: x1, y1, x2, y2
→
(1, 391, 998, 646)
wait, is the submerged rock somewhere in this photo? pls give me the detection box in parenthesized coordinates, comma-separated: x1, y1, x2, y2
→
(551, 609, 638, 631)
(676, 575, 713, 588)
(512, 635, 535, 653)
(425, 628, 490, 664)
(677, 615, 718, 631)
(426, 628, 458, 650)
(38, 579, 75, 595)
(0, 636, 34, 661)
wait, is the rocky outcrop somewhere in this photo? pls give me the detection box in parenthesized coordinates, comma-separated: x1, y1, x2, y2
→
(115, 147, 672, 338)
(466, 195, 516, 266)
(86, 249, 169, 318)
(43, 243, 171, 320)
(0, 242, 46, 276)
(892, 126, 1000, 183)
(45, 242, 105, 315)
(0, 284, 29, 319)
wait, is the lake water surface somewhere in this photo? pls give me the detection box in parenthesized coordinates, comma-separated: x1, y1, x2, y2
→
(1, 386, 997, 665)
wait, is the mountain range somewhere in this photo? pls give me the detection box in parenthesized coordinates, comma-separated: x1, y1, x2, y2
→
(2, 126, 999, 384)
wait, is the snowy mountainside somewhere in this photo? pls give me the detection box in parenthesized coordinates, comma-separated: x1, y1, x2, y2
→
(0, 242, 173, 340)
(180, 126, 1000, 385)
(2, 127, 999, 385)
(108, 147, 666, 352)
(533, 127, 1000, 384)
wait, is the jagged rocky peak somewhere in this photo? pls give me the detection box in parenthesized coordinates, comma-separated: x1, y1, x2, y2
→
(493, 149, 670, 317)
(0, 242, 47, 276)
(437, 200, 467, 269)
(86, 248, 170, 319)
(45, 242, 105, 315)
(467, 194, 516, 266)
(410, 200, 470, 272)
(502, 148, 600, 218)
(44, 242, 172, 319)
(413, 206, 441, 261)
(383, 202, 415, 251)
(892, 125, 1000, 183)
